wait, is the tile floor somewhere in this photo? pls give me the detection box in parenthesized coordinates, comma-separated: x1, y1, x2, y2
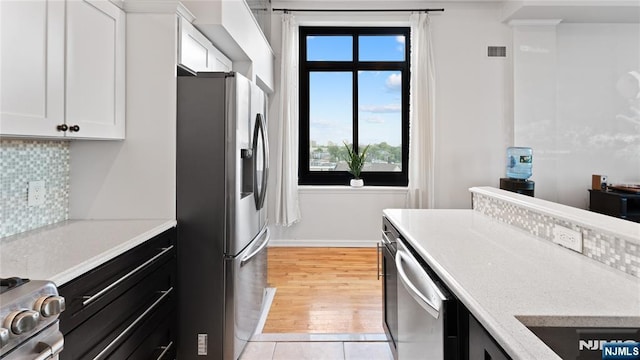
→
(240, 334, 394, 360)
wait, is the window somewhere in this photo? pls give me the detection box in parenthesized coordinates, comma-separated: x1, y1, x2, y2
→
(299, 27, 410, 186)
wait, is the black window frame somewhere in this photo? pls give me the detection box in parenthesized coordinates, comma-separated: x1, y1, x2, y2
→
(298, 26, 410, 186)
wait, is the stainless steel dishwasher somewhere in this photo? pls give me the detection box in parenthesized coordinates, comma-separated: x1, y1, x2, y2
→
(395, 237, 462, 359)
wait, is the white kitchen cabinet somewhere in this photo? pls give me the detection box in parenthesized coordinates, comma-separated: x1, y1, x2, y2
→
(0, 0, 65, 137)
(178, 16, 231, 73)
(0, 0, 125, 139)
(65, 0, 126, 139)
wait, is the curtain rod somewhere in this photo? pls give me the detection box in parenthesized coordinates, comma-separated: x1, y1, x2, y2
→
(272, 8, 444, 13)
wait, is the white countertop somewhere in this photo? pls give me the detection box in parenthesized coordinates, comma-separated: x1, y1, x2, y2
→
(383, 209, 640, 360)
(0, 219, 177, 286)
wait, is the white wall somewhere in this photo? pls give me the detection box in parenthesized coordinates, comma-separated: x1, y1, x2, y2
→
(513, 22, 640, 209)
(70, 12, 178, 219)
(429, 3, 513, 208)
(267, 2, 513, 245)
(269, 187, 408, 246)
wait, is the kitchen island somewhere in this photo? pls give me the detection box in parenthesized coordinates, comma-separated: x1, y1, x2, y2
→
(383, 208, 640, 360)
(0, 219, 176, 285)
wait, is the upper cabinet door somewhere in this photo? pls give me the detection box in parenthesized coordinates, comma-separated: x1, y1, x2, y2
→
(0, 0, 65, 137)
(178, 16, 232, 73)
(66, 0, 125, 139)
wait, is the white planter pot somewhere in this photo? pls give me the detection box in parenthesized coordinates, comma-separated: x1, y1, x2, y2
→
(350, 179, 364, 188)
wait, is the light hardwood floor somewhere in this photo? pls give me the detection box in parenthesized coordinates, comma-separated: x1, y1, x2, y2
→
(263, 247, 383, 334)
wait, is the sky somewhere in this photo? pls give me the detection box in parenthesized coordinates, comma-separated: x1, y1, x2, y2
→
(307, 35, 405, 147)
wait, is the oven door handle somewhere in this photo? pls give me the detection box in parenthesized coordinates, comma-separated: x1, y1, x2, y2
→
(33, 328, 64, 360)
(395, 249, 445, 319)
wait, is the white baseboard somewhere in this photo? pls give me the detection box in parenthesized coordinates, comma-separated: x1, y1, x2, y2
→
(268, 239, 379, 247)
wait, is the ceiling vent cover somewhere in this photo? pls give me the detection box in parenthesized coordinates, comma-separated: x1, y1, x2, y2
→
(488, 46, 506, 57)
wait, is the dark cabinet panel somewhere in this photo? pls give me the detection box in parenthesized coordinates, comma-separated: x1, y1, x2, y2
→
(589, 190, 640, 222)
(59, 227, 177, 360)
(468, 314, 511, 360)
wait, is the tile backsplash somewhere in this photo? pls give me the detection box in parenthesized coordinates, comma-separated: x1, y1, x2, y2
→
(472, 191, 640, 278)
(0, 139, 70, 238)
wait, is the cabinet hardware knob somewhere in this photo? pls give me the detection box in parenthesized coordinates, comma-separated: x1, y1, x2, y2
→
(56, 124, 68, 132)
(69, 125, 80, 132)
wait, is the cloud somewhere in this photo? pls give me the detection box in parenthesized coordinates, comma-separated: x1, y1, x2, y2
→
(310, 119, 336, 128)
(396, 36, 405, 44)
(385, 73, 402, 91)
(364, 116, 385, 124)
(359, 104, 401, 113)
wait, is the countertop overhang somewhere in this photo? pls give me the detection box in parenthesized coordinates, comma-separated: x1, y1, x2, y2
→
(0, 219, 177, 286)
(383, 208, 640, 360)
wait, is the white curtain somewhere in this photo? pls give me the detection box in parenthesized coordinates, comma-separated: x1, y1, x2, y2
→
(407, 13, 436, 209)
(275, 14, 301, 226)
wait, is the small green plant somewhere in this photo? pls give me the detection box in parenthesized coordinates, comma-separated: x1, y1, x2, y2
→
(343, 142, 370, 179)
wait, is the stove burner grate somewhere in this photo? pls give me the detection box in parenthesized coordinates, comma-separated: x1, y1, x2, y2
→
(0, 277, 30, 295)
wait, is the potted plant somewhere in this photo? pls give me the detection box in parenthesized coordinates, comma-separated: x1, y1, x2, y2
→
(343, 142, 370, 187)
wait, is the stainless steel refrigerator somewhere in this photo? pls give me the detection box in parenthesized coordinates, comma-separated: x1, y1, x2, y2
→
(176, 71, 270, 360)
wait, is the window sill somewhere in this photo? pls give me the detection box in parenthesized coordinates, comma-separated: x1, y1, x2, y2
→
(298, 185, 408, 195)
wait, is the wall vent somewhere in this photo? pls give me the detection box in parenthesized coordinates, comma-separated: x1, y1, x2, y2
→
(488, 46, 507, 57)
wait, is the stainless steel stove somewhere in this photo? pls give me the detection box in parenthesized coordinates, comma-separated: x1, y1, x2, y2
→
(0, 277, 65, 359)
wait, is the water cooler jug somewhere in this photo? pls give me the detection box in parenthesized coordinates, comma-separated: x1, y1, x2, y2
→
(500, 147, 535, 197)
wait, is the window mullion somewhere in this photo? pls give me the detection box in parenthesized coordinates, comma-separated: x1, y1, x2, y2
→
(352, 33, 359, 155)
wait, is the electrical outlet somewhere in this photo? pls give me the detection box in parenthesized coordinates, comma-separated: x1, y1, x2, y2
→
(28, 180, 46, 206)
(197, 334, 208, 355)
(552, 224, 583, 253)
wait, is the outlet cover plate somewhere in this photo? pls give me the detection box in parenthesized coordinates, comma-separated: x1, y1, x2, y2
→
(552, 224, 583, 253)
(28, 180, 46, 206)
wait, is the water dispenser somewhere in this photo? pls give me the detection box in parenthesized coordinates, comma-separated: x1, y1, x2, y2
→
(500, 147, 535, 196)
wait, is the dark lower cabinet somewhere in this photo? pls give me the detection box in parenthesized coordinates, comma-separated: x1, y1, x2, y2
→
(589, 189, 640, 222)
(468, 314, 511, 360)
(58, 227, 177, 360)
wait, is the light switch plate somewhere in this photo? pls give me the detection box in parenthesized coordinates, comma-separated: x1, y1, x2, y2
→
(552, 224, 583, 253)
(28, 180, 46, 206)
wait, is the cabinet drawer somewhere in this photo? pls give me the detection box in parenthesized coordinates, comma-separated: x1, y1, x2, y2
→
(61, 257, 175, 359)
(120, 301, 175, 360)
(59, 229, 176, 333)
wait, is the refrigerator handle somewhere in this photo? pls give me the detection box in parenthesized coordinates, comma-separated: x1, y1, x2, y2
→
(241, 225, 270, 266)
(253, 113, 269, 210)
(260, 112, 269, 209)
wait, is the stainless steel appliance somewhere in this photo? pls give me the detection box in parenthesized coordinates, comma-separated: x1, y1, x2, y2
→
(177, 71, 270, 360)
(0, 277, 65, 359)
(381, 219, 463, 359)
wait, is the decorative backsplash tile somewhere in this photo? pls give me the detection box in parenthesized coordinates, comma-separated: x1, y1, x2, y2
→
(0, 139, 70, 238)
(472, 192, 640, 278)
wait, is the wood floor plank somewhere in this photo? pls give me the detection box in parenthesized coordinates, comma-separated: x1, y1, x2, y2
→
(263, 247, 384, 334)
